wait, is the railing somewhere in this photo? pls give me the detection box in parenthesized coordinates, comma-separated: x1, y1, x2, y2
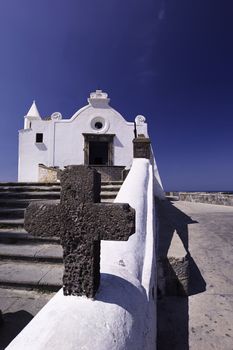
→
(6, 158, 157, 350)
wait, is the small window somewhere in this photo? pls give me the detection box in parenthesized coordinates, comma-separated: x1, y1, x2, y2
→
(94, 121, 103, 129)
(36, 133, 43, 143)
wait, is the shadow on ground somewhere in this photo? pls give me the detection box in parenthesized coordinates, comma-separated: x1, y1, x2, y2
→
(0, 310, 33, 350)
(156, 199, 206, 350)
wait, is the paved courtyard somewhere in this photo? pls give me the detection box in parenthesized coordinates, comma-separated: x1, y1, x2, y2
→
(157, 200, 233, 350)
(0, 288, 55, 350)
(1, 200, 233, 349)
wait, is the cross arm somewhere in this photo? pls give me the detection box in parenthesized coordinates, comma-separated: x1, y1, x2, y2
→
(88, 202, 135, 241)
(24, 200, 61, 238)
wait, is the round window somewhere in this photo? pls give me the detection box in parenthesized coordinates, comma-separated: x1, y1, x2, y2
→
(90, 116, 109, 133)
(94, 121, 103, 130)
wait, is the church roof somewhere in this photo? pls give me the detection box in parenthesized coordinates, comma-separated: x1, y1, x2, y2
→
(26, 100, 41, 119)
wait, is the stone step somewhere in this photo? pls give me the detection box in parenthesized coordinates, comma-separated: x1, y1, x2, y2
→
(0, 208, 25, 219)
(0, 260, 62, 292)
(101, 181, 123, 186)
(0, 182, 59, 187)
(100, 191, 118, 199)
(101, 185, 122, 192)
(0, 192, 61, 200)
(0, 186, 61, 193)
(0, 229, 60, 244)
(0, 219, 24, 229)
(0, 193, 118, 211)
(101, 198, 115, 203)
(0, 229, 31, 241)
(0, 181, 122, 187)
(0, 194, 120, 227)
(0, 242, 62, 263)
(0, 185, 119, 193)
(0, 198, 59, 209)
(0, 180, 122, 296)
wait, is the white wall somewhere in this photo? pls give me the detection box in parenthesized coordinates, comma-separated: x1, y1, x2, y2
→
(53, 105, 137, 168)
(18, 96, 149, 182)
(18, 121, 51, 182)
(7, 159, 157, 350)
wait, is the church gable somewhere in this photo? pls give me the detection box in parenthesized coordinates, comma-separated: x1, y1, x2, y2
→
(18, 90, 148, 182)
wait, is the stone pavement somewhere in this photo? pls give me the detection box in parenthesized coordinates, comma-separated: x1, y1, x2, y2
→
(157, 200, 233, 350)
(0, 288, 55, 350)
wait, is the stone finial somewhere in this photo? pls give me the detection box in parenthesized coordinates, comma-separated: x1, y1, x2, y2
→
(133, 134, 151, 159)
(51, 112, 62, 120)
(24, 166, 135, 298)
(135, 115, 146, 125)
(88, 90, 110, 106)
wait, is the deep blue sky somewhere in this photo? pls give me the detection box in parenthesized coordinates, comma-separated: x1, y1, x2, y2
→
(0, 0, 232, 190)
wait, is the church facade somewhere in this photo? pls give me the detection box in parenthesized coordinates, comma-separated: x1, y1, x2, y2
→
(18, 90, 156, 183)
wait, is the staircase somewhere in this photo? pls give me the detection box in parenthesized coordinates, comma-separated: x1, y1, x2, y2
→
(0, 181, 122, 293)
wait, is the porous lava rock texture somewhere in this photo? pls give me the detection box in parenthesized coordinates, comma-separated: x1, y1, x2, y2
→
(25, 165, 135, 298)
(59, 166, 135, 298)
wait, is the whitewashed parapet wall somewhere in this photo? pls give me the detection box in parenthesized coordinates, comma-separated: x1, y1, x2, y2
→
(6, 158, 157, 350)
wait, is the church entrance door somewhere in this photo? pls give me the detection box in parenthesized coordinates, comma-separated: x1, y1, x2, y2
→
(83, 134, 115, 166)
(89, 141, 108, 165)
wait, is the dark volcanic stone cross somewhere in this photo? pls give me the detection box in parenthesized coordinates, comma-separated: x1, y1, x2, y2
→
(25, 165, 135, 298)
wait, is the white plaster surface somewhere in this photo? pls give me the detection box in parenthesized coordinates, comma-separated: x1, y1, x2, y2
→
(7, 159, 157, 350)
(24, 101, 41, 129)
(18, 91, 150, 182)
(150, 146, 165, 199)
(18, 90, 163, 196)
(26, 101, 41, 118)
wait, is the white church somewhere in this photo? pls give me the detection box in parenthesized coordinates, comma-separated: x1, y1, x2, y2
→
(9, 91, 163, 350)
(18, 90, 163, 196)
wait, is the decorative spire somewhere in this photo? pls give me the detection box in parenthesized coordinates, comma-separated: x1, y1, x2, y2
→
(26, 100, 41, 118)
